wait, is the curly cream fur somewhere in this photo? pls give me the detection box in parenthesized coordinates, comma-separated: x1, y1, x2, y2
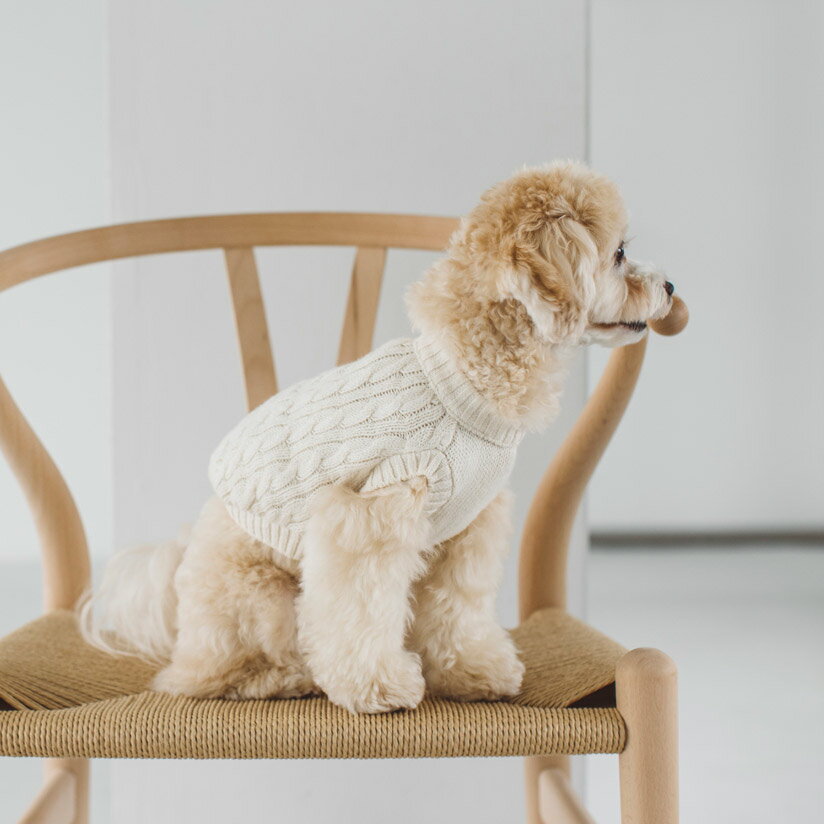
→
(408, 160, 671, 429)
(409, 490, 524, 701)
(153, 498, 313, 700)
(80, 161, 673, 713)
(298, 479, 432, 713)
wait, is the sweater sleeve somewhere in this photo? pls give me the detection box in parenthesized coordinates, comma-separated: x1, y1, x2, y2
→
(358, 449, 453, 517)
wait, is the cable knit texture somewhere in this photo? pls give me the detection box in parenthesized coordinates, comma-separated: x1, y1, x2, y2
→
(209, 337, 525, 559)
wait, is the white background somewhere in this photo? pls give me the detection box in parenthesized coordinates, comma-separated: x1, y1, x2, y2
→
(588, 0, 824, 534)
(0, 0, 111, 567)
(4, 2, 822, 569)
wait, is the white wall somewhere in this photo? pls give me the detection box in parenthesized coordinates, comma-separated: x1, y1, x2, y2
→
(2, 0, 818, 573)
(0, 0, 111, 566)
(3, 1, 821, 821)
(107, 0, 589, 821)
(588, 0, 824, 533)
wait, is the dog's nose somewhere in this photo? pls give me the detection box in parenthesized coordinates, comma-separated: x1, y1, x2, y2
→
(664, 281, 675, 296)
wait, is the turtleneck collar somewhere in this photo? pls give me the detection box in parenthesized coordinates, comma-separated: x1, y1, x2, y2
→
(413, 335, 525, 448)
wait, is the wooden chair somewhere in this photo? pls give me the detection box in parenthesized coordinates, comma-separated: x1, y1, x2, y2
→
(0, 213, 687, 824)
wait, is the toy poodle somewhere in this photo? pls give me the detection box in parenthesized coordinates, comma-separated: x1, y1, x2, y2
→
(80, 161, 674, 713)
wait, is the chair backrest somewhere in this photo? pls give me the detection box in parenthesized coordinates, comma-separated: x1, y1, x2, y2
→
(0, 212, 678, 622)
(0, 213, 458, 408)
(0, 213, 456, 611)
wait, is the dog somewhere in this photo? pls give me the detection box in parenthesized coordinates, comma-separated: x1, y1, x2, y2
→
(80, 161, 673, 714)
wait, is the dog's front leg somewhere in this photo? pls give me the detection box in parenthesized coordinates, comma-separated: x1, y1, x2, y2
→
(409, 490, 524, 701)
(298, 478, 431, 714)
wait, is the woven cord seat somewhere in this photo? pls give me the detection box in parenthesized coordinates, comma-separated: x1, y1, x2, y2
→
(0, 608, 626, 759)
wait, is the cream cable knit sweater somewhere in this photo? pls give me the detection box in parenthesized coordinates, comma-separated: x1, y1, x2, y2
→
(209, 336, 524, 559)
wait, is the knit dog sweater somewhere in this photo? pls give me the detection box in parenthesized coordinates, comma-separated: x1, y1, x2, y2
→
(209, 336, 524, 559)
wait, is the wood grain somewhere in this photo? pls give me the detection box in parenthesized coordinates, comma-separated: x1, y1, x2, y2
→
(0, 376, 89, 612)
(518, 337, 649, 620)
(337, 246, 387, 366)
(224, 247, 278, 410)
(0, 213, 457, 292)
(617, 649, 679, 824)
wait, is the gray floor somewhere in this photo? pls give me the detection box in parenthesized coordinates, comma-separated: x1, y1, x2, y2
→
(585, 546, 824, 823)
(2, 546, 823, 822)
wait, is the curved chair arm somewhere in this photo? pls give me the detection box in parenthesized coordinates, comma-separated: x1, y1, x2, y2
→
(0, 375, 89, 610)
(518, 297, 688, 620)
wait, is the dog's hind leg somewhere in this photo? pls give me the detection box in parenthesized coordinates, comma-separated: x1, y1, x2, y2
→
(409, 490, 524, 701)
(153, 498, 313, 700)
(297, 478, 432, 714)
(224, 558, 316, 700)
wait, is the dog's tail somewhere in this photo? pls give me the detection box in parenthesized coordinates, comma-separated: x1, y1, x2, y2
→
(77, 534, 187, 664)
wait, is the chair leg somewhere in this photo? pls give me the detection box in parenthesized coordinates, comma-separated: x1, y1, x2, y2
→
(538, 768, 596, 824)
(17, 759, 87, 824)
(616, 649, 678, 824)
(525, 755, 568, 824)
(61, 759, 89, 824)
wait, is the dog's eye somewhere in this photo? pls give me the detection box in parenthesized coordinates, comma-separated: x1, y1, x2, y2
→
(614, 245, 625, 266)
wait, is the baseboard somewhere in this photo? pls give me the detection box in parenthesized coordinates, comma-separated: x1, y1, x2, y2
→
(591, 530, 824, 548)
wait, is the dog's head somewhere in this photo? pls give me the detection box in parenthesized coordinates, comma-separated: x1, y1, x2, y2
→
(409, 161, 673, 350)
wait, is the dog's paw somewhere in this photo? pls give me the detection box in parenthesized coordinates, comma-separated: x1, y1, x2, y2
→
(152, 662, 208, 697)
(223, 663, 317, 701)
(322, 651, 426, 714)
(424, 635, 525, 701)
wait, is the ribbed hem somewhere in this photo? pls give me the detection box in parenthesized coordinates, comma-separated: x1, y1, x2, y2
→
(224, 504, 304, 560)
(222, 449, 454, 559)
(413, 336, 524, 448)
(360, 450, 453, 514)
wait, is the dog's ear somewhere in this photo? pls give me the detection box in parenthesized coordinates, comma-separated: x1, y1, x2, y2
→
(496, 218, 598, 344)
